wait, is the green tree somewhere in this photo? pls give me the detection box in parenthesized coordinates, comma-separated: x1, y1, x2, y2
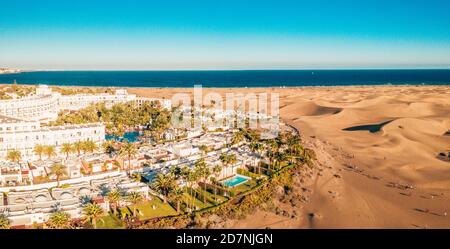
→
(6, 150, 21, 163)
(119, 141, 137, 176)
(187, 169, 200, 210)
(249, 142, 263, 174)
(44, 145, 57, 159)
(168, 187, 184, 213)
(82, 140, 98, 154)
(231, 131, 244, 145)
(50, 163, 68, 187)
(73, 141, 84, 156)
(106, 190, 121, 215)
(219, 153, 230, 178)
(60, 143, 73, 159)
(83, 203, 104, 229)
(152, 173, 175, 199)
(33, 144, 45, 160)
(194, 158, 211, 203)
(47, 211, 71, 229)
(212, 164, 222, 200)
(102, 140, 115, 155)
(0, 214, 10, 229)
(127, 191, 143, 217)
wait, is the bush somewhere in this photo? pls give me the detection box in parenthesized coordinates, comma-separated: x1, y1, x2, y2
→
(198, 182, 235, 197)
(193, 188, 217, 205)
(237, 168, 260, 179)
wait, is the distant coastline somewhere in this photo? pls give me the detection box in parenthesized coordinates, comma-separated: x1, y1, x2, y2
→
(0, 68, 22, 75)
(0, 69, 449, 87)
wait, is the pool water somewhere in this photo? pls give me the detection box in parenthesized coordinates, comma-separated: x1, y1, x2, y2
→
(105, 131, 141, 142)
(221, 175, 250, 187)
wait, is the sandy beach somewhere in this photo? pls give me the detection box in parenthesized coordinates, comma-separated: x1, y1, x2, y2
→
(124, 85, 450, 228)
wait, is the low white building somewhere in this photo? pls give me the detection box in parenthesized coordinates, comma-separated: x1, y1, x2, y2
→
(171, 143, 199, 157)
(135, 96, 172, 110)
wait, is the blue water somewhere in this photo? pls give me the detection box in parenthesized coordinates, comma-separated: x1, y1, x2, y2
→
(105, 131, 141, 142)
(0, 70, 450, 87)
(221, 175, 249, 187)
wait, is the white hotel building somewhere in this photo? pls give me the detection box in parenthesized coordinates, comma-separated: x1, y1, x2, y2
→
(0, 86, 60, 122)
(0, 115, 105, 160)
(0, 85, 171, 161)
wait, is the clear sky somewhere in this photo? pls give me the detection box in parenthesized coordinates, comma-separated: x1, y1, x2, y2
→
(1, 0, 450, 70)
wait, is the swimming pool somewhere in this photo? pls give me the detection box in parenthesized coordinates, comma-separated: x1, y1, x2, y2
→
(105, 131, 141, 142)
(221, 174, 251, 187)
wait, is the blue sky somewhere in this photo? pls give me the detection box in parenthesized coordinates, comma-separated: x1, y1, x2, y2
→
(1, 0, 450, 70)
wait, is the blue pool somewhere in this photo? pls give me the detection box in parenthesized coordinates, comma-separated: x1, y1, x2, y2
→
(105, 131, 141, 142)
(221, 175, 250, 187)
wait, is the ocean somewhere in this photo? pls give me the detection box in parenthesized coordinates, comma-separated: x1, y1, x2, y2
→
(0, 69, 450, 87)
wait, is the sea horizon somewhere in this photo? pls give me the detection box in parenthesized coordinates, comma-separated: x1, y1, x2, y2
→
(1, 69, 450, 88)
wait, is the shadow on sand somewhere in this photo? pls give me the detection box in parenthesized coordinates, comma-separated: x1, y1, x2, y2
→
(342, 119, 394, 133)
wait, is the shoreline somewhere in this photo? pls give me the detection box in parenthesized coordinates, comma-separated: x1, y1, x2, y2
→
(1, 83, 450, 89)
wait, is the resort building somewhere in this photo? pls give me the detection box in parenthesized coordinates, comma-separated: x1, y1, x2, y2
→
(0, 172, 150, 227)
(0, 161, 32, 186)
(134, 96, 172, 110)
(0, 85, 172, 121)
(0, 85, 169, 161)
(0, 114, 105, 160)
(58, 88, 137, 110)
(0, 85, 60, 122)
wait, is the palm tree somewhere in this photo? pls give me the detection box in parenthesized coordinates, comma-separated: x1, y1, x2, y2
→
(102, 140, 115, 155)
(0, 214, 10, 229)
(286, 134, 300, 148)
(228, 154, 237, 176)
(60, 143, 73, 159)
(33, 144, 45, 160)
(187, 170, 199, 210)
(50, 163, 68, 187)
(181, 167, 194, 210)
(44, 145, 57, 159)
(119, 141, 137, 175)
(152, 173, 175, 199)
(106, 190, 121, 215)
(73, 141, 84, 156)
(194, 158, 210, 203)
(265, 149, 274, 170)
(211, 164, 222, 200)
(219, 153, 230, 178)
(127, 192, 143, 217)
(265, 139, 279, 152)
(231, 131, 244, 146)
(83, 202, 104, 229)
(47, 211, 71, 228)
(273, 151, 286, 169)
(6, 150, 21, 163)
(82, 140, 98, 154)
(249, 142, 263, 174)
(168, 187, 184, 213)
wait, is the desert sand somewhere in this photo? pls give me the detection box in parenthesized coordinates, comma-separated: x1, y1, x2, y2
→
(126, 85, 450, 228)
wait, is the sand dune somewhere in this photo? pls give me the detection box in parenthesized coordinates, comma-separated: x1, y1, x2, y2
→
(280, 101, 342, 117)
(127, 85, 450, 228)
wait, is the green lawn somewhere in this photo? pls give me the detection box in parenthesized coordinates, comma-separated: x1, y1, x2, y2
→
(119, 195, 178, 220)
(182, 192, 212, 210)
(200, 187, 229, 203)
(233, 179, 258, 194)
(96, 214, 125, 229)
